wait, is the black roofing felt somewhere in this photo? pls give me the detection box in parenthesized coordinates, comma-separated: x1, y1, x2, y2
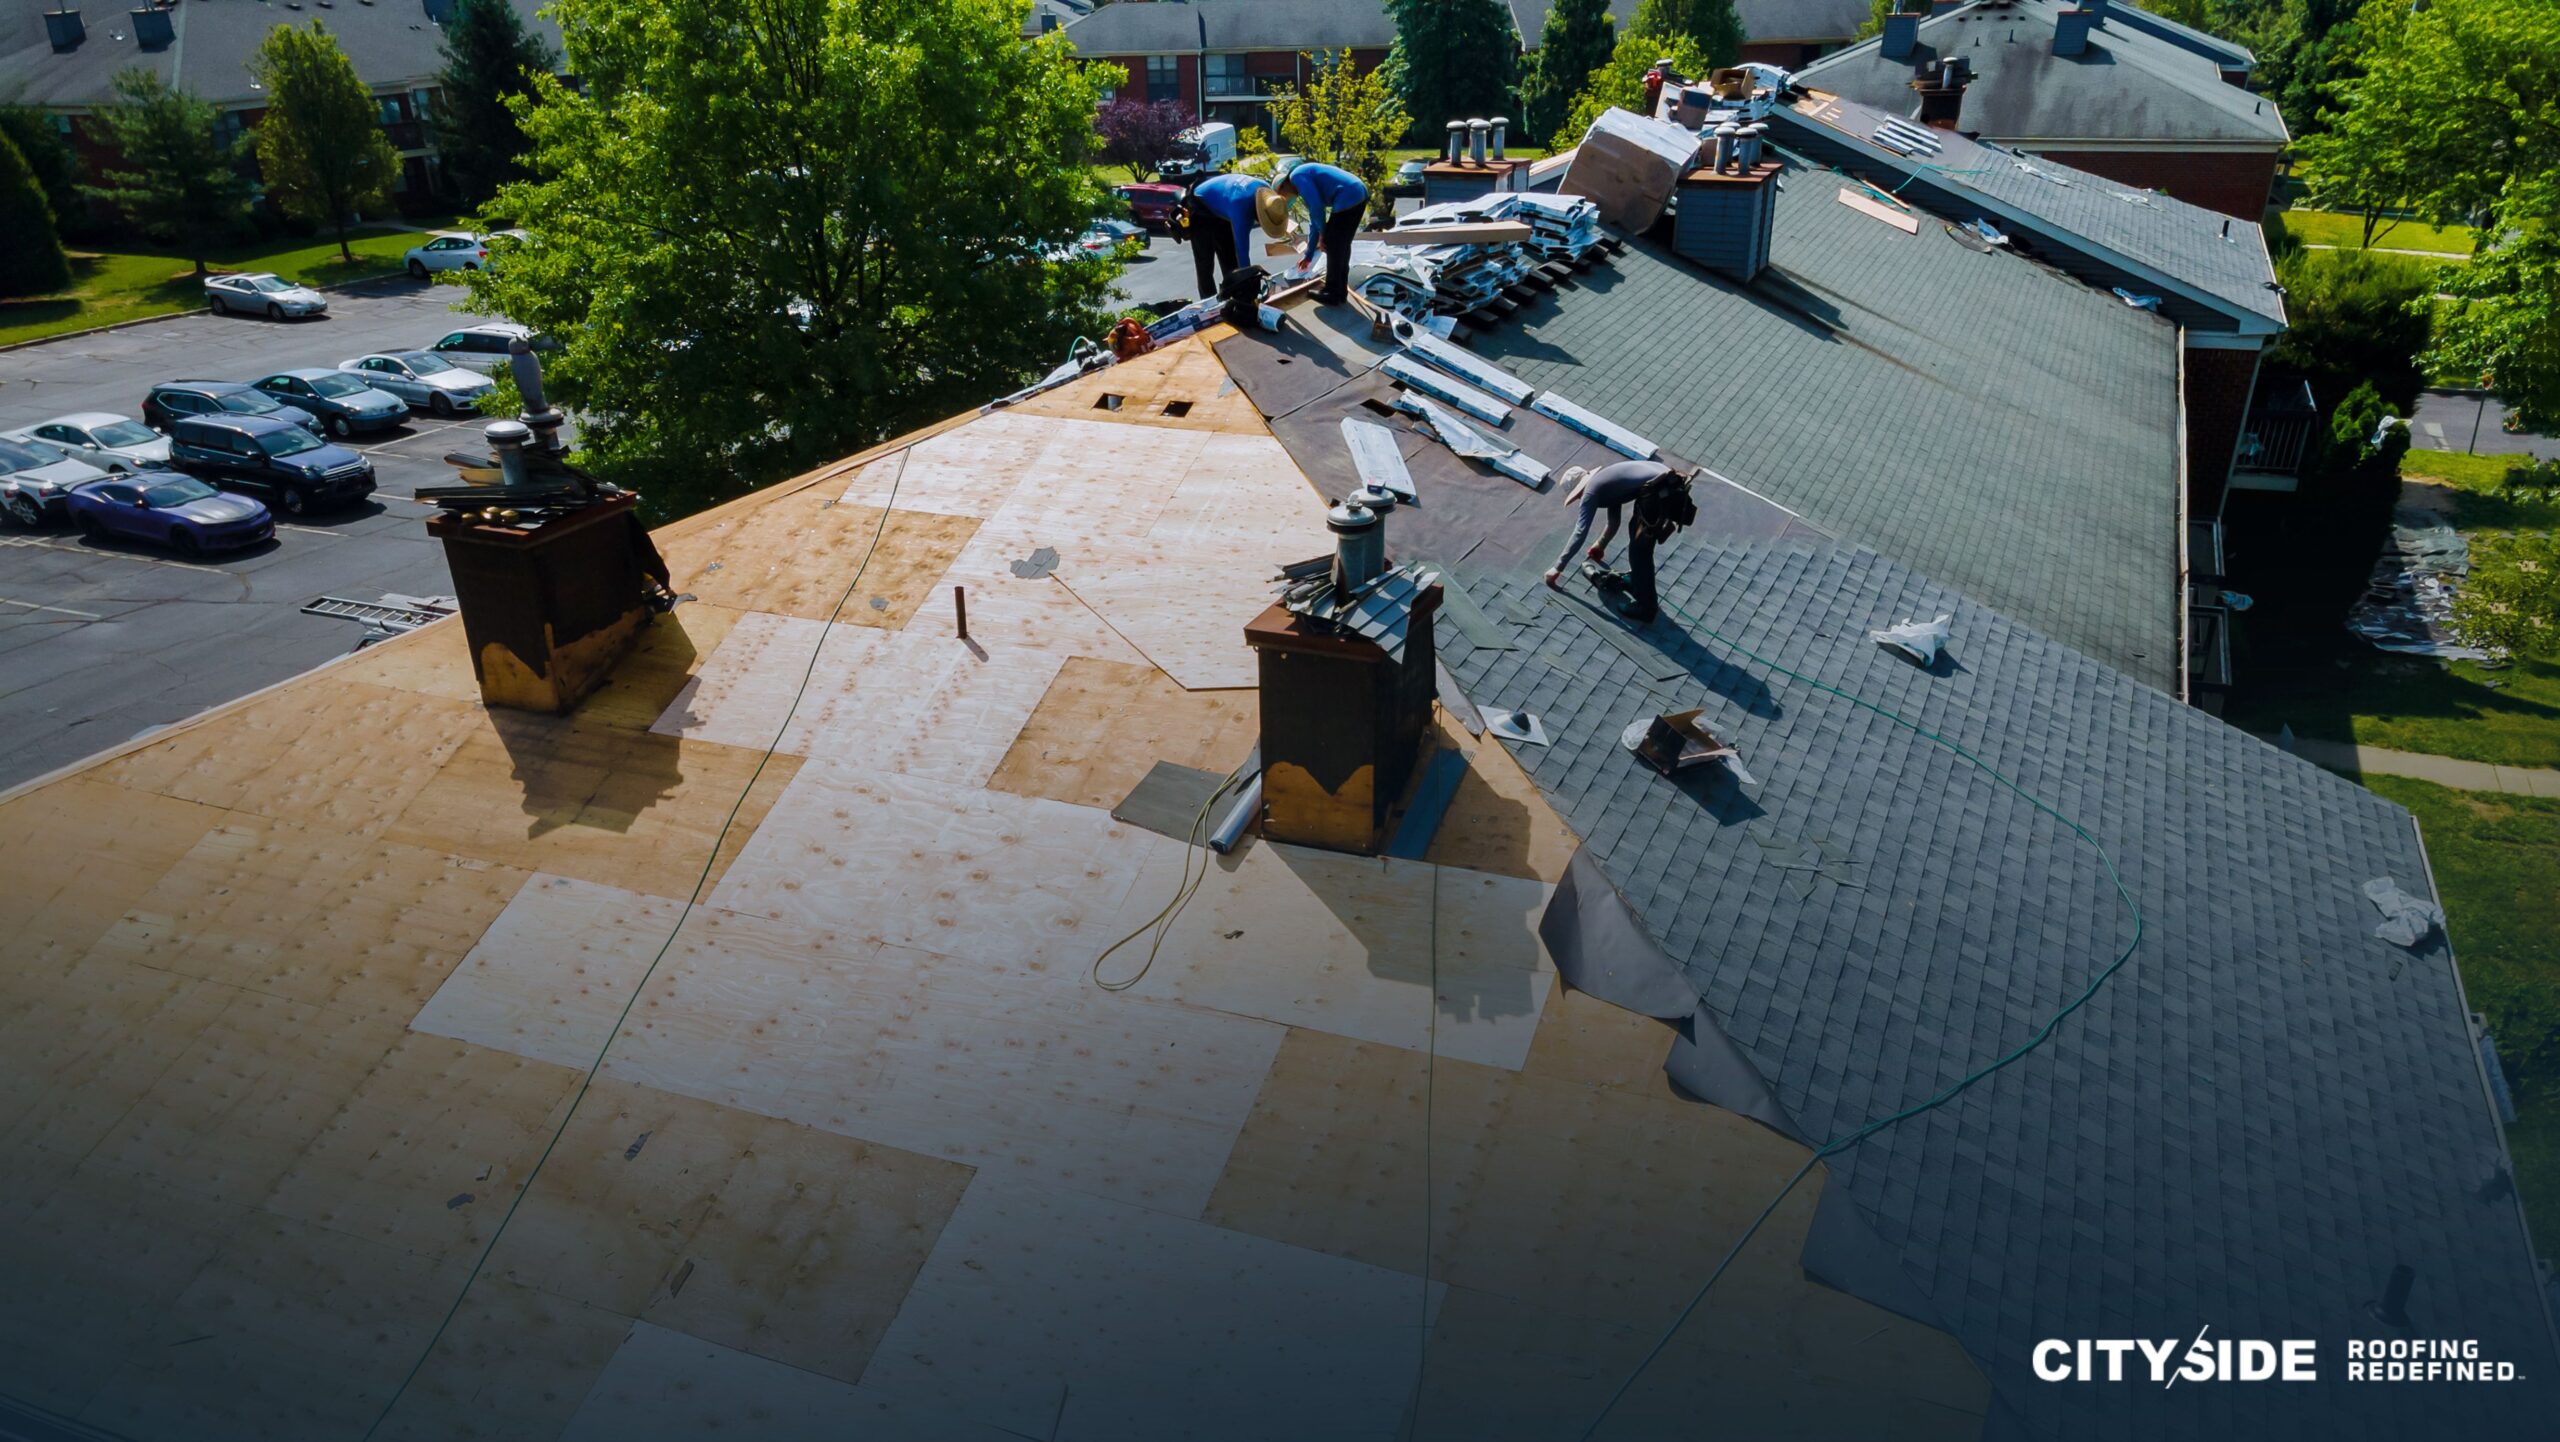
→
(1222, 318, 2556, 1438)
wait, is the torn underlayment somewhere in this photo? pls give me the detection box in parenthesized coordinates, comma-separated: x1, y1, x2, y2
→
(2364, 877, 2445, 949)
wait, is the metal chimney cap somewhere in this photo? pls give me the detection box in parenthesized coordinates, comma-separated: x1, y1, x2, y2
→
(483, 419, 533, 447)
(1327, 499, 1381, 532)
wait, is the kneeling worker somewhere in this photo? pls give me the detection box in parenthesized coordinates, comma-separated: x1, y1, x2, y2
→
(1544, 460, 1698, 625)
(1189, 171, 1273, 300)
(1271, 160, 1369, 306)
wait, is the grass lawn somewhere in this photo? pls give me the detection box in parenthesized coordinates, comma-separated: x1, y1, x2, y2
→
(2228, 449, 2560, 767)
(0, 224, 441, 348)
(2270, 206, 2479, 256)
(2364, 776, 2560, 1246)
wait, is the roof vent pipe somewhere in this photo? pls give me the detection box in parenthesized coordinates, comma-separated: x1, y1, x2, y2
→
(1713, 122, 1739, 172)
(1880, 8, 1919, 59)
(1490, 116, 1508, 160)
(44, 8, 85, 49)
(2053, 6, 2095, 56)
(129, 5, 172, 48)
(1738, 122, 1765, 166)
(1467, 118, 1488, 165)
(484, 420, 535, 488)
(1445, 120, 1465, 162)
(1328, 500, 1385, 591)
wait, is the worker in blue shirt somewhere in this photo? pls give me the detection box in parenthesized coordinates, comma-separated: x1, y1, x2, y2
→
(1187, 172, 1271, 299)
(1273, 160, 1370, 306)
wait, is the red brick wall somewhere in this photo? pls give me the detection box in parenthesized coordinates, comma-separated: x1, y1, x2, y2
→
(2030, 146, 2281, 221)
(2185, 343, 2263, 517)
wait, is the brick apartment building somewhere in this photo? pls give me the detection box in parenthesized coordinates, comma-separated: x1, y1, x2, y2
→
(1, 0, 562, 214)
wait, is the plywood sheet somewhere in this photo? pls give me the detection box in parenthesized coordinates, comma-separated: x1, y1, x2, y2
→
(261, 1032, 583, 1264)
(370, 1277, 636, 1442)
(602, 904, 1283, 1217)
(836, 409, 1061, 518)
(657, 483, 980, 626)
(1104, 840, 1554, 1070)
(0, 775, 225, 986)
(705, 760, 1160, 973)
(411, 873, 690, 1072)
(1518, 979, 1689, 1100)
(561, 1321, 1020, 1442)
(987, 656, 1257, 810)
(83, 1212, 471, 1442)
(1053, 560, 1280, 690)
(1144, 431, 1335, 557)
(335, 604, 746, 727)
(1423, 713, 1580, 883)
(855, 1178, 1441, 1442)
(89, 815, 528, 1017)
(1006, 335, 1271, 435)
(0, 954, 234, 1158)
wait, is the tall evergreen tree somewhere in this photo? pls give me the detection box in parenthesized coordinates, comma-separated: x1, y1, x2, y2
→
(253, 22, 402, 262)
(0, 107, 84, 236)
(1521, 0, 1615, 143)
(1632, 0, 1744, 66)
(0, 129, 72, 297)
(430, 0, 558, 209)
(81, 70, 256, 275)
(1382, 0, 1516, 136)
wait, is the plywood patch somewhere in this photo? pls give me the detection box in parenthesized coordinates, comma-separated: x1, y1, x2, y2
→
(1423, 714, 1580, 883)
(98, 678, 483, 839)
(371, 1277, 636, 1442)
(1007, 334, 1270, 435)
(1520, 979, 1688, 1100)
(1053, 560, 1280, 690)
(261, 1032, 582, 1263)
(836, 409, 1062, 518)
(562, 1320, 1020, 1442)
(658, 483, 979, 626)
(604, 904, 1282, 1216)
(412, 874, 690, 1072)
(1143, 431, 1334, 557)
(986, 656, 1257, 809)
(855, 1178, 1438, 1441)
(0, 776, 225, 985)
(90, 815, 528, 1016)
(1103, 840, 1554, 1070)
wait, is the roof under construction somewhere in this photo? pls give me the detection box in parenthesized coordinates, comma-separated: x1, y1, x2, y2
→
(0, 295, 2548, 1442)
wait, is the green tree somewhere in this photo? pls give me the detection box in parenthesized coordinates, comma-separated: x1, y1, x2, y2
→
(1632, 0, 1742, 66)
(1269, 51, 1411, 223)
(460, 0, 1121, 518)
(1381, 0, 1516, 136)
(1520, 0, 1615, 144)
(0, 128, 71, 297)
(429, 0, 559, 210)
(1551, 30, 1711, 151)
(2266, 248, 2433, 411)
(0, 107, 84, 237)
(253, 22, 401, 262)
(80, 70, 256, 274)
(2439, 230, 2560, 432)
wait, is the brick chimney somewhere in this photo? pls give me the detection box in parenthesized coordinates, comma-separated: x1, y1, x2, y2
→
(1912, 56, 1970, 130)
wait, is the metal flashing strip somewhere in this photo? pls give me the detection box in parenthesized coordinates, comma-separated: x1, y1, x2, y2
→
(1530, 391, 1658, 459)
(1393, 393, 1553, 489)
(1380, 354, 1513, 426)
(1340, 418, 1417, 500)
(1400, 329, 1536, 404)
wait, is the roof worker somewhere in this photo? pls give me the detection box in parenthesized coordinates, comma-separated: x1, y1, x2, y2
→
(1188, 171, 1272, 300)
(1545, 460, 1699, 626)
(1270, 159, 1369, 307)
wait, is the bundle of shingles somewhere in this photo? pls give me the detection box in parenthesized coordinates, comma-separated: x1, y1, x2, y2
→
(1351, 194, 1611, 320)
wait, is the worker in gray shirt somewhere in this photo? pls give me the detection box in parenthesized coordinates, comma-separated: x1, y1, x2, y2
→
(1545, 460, 1696, 624)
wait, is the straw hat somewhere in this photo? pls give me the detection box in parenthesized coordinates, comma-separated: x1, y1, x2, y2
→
(1253, 184, 1294, 239)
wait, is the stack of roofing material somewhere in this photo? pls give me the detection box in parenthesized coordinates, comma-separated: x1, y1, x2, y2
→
(1505, 193, 1605, 262)
(1349, 238, 1534, 318)
(1560, 107, 1704, 232)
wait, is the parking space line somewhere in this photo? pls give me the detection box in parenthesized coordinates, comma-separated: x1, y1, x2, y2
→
(274, 523, 342, 537)
(0, 535, 232, 572)
(0, 596, 101, 620)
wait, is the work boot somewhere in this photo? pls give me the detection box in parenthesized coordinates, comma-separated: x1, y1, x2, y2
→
(1543, 569, 1562, 590)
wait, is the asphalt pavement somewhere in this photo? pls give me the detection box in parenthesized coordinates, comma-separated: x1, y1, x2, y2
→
(2409, 389, 2560, 460)
(0, 276, 495, 790)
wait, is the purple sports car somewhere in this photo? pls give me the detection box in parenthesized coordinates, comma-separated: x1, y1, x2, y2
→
(66, 474, 274, 555)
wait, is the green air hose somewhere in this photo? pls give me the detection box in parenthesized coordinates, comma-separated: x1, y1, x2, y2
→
(1571, 586, 2147, 1441)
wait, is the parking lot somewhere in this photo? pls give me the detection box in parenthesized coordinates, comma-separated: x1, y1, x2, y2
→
(0, 276, 506, 789)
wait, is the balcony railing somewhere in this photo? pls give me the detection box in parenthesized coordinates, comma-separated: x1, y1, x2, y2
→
(2234, 375, 2318, 477)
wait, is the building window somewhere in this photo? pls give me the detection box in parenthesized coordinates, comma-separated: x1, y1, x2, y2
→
(1204, 53, 1246, 95)
(377, 96, 405, 125)
(1145, 55, 1178, 100)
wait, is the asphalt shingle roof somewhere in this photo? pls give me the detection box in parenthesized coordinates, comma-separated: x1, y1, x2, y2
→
(1061, 0, 1394, 55)
(1469, 160, 2185, 691)
(1425, 509, 2558, 1441)
(1794, 0, 2287, 147)
(1776, 87, 2286, 329)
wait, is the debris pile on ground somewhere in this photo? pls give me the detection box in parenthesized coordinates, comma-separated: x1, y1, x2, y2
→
(2347, 506, 2491, 661)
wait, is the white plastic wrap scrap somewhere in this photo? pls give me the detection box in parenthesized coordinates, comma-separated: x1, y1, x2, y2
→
(1871, 614, 1952, 665)
(2363, 878, 2444, 950)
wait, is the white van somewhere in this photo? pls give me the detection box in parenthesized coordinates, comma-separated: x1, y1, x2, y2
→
(1160, 122, 1237, 180)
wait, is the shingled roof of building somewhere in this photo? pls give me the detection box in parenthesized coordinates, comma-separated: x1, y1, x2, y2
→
(1464, 156, 2185, 692)
(1794, 0, 2287, 147)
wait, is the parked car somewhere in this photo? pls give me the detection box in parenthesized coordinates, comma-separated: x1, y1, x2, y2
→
(1387, 158, 1428, 196)
(65, 474, 272, 554)
(166, 414, 376, 515)
(251, 369, 409, 438)
(401, 229, 526, 279)
(142, 380, 321, 435)
(5, 412, 172, 473)
(339, 352, 498, 416)
(204, 271, 328, 319)
(423, 322, 555, 375)
(1076, 219, 1148, 259)
(1115, 182, 1185, 232)
(0, 435, 110, 527)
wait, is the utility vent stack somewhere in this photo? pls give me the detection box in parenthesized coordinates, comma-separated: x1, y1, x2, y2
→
(2053, 6, 2095, 56)
(129, 5, 172, 49)
(1913, 55, 1971, 129)
(1880, 6, 1920, 59)
(1490, 116, 1508, 159)
(1467, 118, 1488, 164)
(1675, 136, 1781, 282)
(1445, 120, 1465, 162)
(44, 7, 84, 49)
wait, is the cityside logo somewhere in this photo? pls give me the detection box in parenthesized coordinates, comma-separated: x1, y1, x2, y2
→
(2032, 1332, 2524, 1384)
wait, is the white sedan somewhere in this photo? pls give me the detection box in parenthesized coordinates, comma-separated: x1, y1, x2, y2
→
(204, 271, 328, 319)
(339, 352, 498, 417)
(6, 413, 172, 474)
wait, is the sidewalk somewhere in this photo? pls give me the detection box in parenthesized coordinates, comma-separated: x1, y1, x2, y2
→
(2278, 734, 2560, 798)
